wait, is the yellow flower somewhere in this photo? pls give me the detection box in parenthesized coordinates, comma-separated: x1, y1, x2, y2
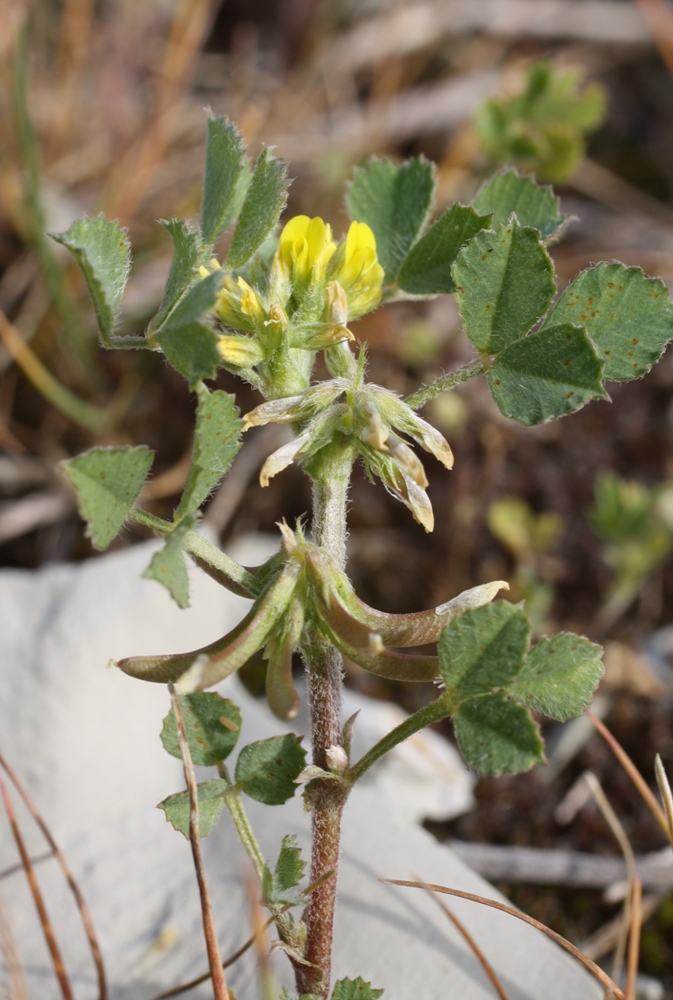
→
(329, 221, 384, 320)
(278, 215, 337, 285)
(214, 276, 265, 332)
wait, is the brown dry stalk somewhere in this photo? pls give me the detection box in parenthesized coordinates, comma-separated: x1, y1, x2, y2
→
(654, 754, 673, 845)
(624, 877, 642, 1000)
(168, 682, 229, 1000)
(380, 879, 624, 1000)
(0, 772, 74, 1000)
(586, 711, 669, 839)
(0, 752, 107, 1000)
(415, 876, 510, 1000)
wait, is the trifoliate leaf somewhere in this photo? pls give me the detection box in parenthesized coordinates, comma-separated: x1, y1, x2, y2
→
(227, 148, 288, 269)
(200, 115, 246, 246)
(487, 323, 607, 426)
(331, 978, 384, 1000)
(453, 694, 544, 775)
(157, 322, 221, 386)
(452, 221, 555, 354)
(345, 157, 435, 283)
(438, 602, 530, 700)
(509, 633, 604, 720)
(63, 446, 154, 550)
(158, 778, 229, 839)
(397, 204, 491, 295)
(161, 692, 241, 765)
(472, 171, 567, 239)
(50, 215, 130, 343)
(144, 517, 193, 608)
(235, 734, 306, 805)
(175, 384, 243, 520)
(541, 263, 673, 381)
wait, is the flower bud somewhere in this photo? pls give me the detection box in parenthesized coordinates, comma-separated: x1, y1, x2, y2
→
(218, 334, 265, 367)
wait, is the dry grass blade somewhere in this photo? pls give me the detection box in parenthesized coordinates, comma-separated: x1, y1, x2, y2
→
(586, 711, 669, 839)
(624, 876, 642, 1000)
(0, 771, 74, 1000)
(0, 883, 28, 1000)
(168, 682, 229, 1000)
(0, 752, 107, 1000)
(246, 869, 276, 1000)
(654, 754, 673, 845)
(380, 878, 625, 1000)
(583, 772, 634, 983)
(414, 875, 510, 1000)
(0, 851, 51, 881)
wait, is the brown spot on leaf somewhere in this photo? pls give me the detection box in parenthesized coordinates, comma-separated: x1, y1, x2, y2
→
(631, 338, 639, 345)
(608, 282, 614, 289)
(494, 379, 502, 386)
(564, 359, 570, 366)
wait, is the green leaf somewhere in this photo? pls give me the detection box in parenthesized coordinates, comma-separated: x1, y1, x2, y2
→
(157, 322, 221, 386)
(227, 147, 288, 269)
(63, 446, 154, 550)
(200, 115, 246, 246)
(158, 778, 229, 839)
(472, 171, 567, 239)
(150, 219, 205, 333)
(397, 204, 491, 295)
(345, 157, 435, 282)
(144, 517, 193, 608)
(438, 602, 529, 699)
(453, 694, 544, 775)
(509, 633, 604, 721)
(50, 215, 131, 342)
(541, 263, 673, 381)
(235, 734, 306, 805)
(161, 692, 241, 766)
(331, 978, 384, 1000)
(175, 384, 243, 520)
(452, 221, 555, 354)
(162, 270, 222, 329)
(488, 323, 607, 426)
(274, 834, 306, 894)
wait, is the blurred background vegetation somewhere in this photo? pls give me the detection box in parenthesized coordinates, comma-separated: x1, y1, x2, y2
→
(5, 0, 673, 991)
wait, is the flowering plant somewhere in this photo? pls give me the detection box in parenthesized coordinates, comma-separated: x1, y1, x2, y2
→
(55, 115, 673, 999)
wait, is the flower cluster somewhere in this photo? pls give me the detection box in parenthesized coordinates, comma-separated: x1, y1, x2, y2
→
(202, 215, 384, 387)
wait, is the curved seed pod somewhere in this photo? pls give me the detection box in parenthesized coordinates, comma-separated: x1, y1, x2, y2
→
(264, 594, 305, 720)
(116, 562, 300, 686)
(318, 616, 439, 682)
(306, 544, 508, 647)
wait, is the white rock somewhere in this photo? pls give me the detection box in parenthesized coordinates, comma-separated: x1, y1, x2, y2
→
(0, 536, 602, 999)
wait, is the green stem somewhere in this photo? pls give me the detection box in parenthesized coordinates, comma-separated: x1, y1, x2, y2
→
(296, 445, 354, 999)
(404, 360, 487, 411)
(128, 508, 260, 597)
(349, 692, 454, 784)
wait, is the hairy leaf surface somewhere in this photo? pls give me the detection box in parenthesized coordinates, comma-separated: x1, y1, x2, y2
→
(161, 692, 241, 765)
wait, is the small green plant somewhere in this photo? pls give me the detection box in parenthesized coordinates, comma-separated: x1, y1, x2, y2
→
(591, 471, 673, 625)
(475, 61, 606, 184)
(55, 114, 673, 998)
(487, 496, 562, 630)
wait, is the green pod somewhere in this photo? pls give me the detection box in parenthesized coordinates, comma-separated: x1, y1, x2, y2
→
(317, 616, 440, 683)
(264, 594, 305, 720)
(116, 562, 300, 686)
(306, 544, 507, 647)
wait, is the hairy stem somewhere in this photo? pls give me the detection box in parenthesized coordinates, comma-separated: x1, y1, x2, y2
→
(296, 445, 354, 998)
(404, 359, 487, 411)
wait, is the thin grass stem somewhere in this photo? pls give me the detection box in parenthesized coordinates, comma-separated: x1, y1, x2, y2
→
(168, 683, 229, 1000)
(381, 878, 625, 1000)
(0, 772, 74, 1000)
